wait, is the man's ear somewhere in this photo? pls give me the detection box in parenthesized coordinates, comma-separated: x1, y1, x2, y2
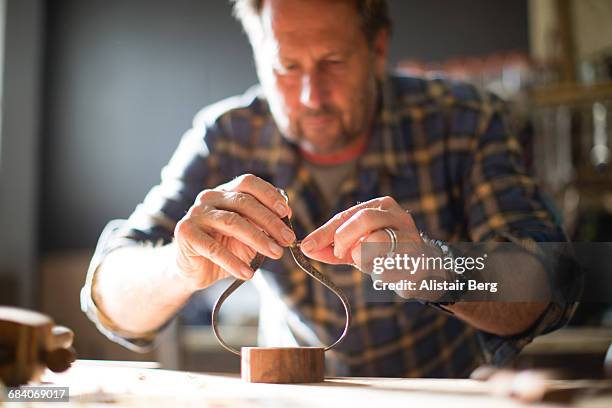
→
(372, 28, 389, 78)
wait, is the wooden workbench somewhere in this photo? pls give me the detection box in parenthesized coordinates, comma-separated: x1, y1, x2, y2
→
(4, 360, 611, 407)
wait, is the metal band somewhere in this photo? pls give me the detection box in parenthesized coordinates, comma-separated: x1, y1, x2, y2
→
(383, 227, 398, 254)
(211, 253, 264, 356)
(211, 190, 352, 357)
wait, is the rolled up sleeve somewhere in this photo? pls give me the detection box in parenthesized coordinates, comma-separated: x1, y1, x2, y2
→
(459, 93, 582, 365)
(80, 220, 161, 352)
(80, 104, 230, 351)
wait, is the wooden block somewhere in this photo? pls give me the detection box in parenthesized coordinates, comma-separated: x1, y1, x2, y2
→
(0, 307, 53, 385)
(241, 347, 324, 384)
(0, 307, 75, 386)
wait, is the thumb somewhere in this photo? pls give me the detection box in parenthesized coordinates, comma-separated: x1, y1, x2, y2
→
(302, 244, 352, 265)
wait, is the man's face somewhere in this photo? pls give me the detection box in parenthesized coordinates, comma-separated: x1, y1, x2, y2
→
(251, 0, 388, 154)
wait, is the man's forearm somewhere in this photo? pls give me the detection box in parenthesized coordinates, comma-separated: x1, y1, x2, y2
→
(448, 301, 548, 336)
(447, 253, 552, 336)
(93, 243, 198, 335)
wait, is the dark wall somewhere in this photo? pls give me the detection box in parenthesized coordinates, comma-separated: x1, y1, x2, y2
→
(41, 0, 528, 251)
(388, 0, 528, 62)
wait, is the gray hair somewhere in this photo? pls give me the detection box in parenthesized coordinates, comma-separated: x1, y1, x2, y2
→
(231, 0, 392, 44)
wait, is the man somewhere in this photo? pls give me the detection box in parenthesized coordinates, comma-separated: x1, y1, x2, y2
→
(82, 0, 578, 377)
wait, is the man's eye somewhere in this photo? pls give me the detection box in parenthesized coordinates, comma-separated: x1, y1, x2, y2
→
(324, 59, 345, 68)
(276, 62, 300, 75)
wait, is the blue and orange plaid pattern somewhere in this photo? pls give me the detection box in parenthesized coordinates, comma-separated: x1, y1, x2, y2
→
(81, 74, 578, 377)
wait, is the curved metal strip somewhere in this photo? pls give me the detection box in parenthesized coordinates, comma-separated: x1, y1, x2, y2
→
(211, 189, 352, 355)
(211, 253, 265, 356)
(287, 242, 351, 351)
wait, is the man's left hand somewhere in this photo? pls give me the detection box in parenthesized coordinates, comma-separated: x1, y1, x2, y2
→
(300, 196, 422, 270)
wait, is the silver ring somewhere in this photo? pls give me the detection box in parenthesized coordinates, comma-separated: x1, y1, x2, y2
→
(383, 227, 397, 254)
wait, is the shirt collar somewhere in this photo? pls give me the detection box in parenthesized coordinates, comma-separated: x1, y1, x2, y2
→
(265, 73, 413, 187)
(260, 74, 416, 236)
(358, 74, 413, 178)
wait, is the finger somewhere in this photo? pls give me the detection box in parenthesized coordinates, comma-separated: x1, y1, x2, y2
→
(185, 226, 255, 280)
(200, 209, 285, 259)
(302, 244, 354, 265)
(224, 174, 291, 218)
(334, 207, 402, 259)
(300, 197, 390, 254)
(214, 191, 296, 246)
(349, 229, 396, 274)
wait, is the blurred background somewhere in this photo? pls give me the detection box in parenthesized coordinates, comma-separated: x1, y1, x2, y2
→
(0, 0, 611, 375)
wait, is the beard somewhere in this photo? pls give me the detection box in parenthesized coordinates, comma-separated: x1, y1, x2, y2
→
(266, 75, 378, 155)
(294, 106, 356, 154)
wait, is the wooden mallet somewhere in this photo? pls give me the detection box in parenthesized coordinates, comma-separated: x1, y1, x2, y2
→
(0, 306, 76, 386)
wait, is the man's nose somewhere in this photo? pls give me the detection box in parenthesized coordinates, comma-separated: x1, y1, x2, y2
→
(299, 72, 325, 110)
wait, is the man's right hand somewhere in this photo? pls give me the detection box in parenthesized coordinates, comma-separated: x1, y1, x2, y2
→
(172, 174, 296, 289)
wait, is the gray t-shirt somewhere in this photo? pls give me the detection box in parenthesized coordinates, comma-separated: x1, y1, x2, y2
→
(301, 158, 357, 210)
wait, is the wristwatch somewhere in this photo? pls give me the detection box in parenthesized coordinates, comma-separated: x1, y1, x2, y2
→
(419, 231, 469, 311)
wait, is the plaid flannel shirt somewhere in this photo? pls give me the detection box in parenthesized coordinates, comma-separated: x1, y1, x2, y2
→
(81, 74, 578, 377)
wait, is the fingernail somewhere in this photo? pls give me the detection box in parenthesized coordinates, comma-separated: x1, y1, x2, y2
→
(300, 239, 317, 252)
(333, 245, 342, 259)
(269, 241, 284, 257)
(241, 266, 254, 279)
(301, 239, 315, 252)
(281, 227, 296, 244)
(274, 201, 288, 217)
